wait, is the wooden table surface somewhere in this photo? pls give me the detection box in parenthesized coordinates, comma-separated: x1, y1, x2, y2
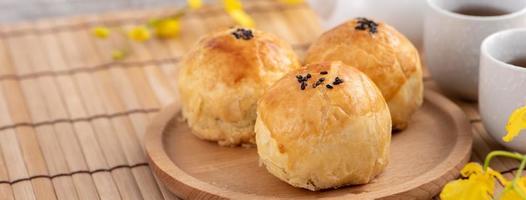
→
(0, 1, 518, 199)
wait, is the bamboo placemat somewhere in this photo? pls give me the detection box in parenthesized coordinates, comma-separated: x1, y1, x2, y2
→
(0, 0, 518, 199)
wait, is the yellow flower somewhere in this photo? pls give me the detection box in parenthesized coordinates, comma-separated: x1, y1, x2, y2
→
(222, 0, 254, 27)
(499, 177, 526, 200)
(462, 162, 509, 185)
(187, 0, 202, 9)
(111, 50, 126, 60)
(227, 9, 255, 28)
(441, 174, 494, 200)
(503, 104, 526, 142)
(92, 26, 110, 39)
(128, 26, 151, 42)
(440, 163, 505, 200)
(280, 0, 304, 4)
(154, 19, 181, 39)
(223, 0, 242, 12)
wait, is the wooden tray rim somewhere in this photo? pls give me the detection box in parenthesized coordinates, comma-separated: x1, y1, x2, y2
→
(144, 90, 473, 199)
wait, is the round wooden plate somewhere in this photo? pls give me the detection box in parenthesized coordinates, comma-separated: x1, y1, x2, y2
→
(145, 90, 472, 199)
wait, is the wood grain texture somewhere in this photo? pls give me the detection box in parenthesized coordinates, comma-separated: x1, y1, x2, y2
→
(145, 90, 473, 199)
(0, 1, 321, 199)
(0, 0, 517, 199)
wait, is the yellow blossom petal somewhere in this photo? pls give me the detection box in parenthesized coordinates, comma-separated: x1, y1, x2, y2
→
(441, 163, 504, 200)
(227, 9, 255, 28)
(461, 162, 485, 176)
(223, 0, 242, 12)
(92, 27, 110, 39)
(128, 26, 151, 42)
(111, 50, 126, 60)
(462, 162, 509, 186)
(499, 177, 526, 200)
(280, 0, 304, 4)
(222, 0, 254, 27)
(490, 170, 511, 186)
(503, 104, 526, 142)
(441, 174, 495, 200)
(187, 0, 202, 9)
(155, 19, 181, 39)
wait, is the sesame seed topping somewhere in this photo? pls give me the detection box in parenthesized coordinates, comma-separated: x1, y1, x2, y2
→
(231, 28, 254, 40)
(355, 17, 378, 34)
(296, 75, 303, 83)
(320, 71, 328, 75)
(296, 74, 311, 82)
(333, 77, 344, 85)
(301, 82, 308, 90)
(296, 73, 313, 90)
(313, 77, 325, 88)
(326, 84, 333, 89)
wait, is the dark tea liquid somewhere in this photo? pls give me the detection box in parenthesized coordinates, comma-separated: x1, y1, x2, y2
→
(508, 58, 526, 68)
(453, 6, 509, 16)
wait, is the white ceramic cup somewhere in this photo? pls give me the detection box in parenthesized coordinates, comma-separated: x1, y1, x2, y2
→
(480, 29, 526, 153)
(424, 0, 526, 101)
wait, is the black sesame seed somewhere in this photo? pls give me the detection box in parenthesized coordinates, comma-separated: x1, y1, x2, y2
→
(232, 32, 240, 39)
(318, 77, 325, 82)
(306, 74, 311, 79)
(296, 75, 304, 83)
(326, 84, 333, 89)
(333, 77, 344, 85)
(231, 28, 254, 40)
(355, 17, 378, 34)
(320, 71, 328, 75)
(313, 78, 325, 88)
(301, 82, 308, 90)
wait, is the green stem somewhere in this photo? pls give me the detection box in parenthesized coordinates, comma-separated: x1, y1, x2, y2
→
(483, 151, 524, 171)
(512, 157, 526, 199)
(515, 156, 526, 180)
(484, 151, 526, 199)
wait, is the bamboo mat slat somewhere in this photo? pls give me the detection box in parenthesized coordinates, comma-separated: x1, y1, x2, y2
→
(0, 0, 519, 199)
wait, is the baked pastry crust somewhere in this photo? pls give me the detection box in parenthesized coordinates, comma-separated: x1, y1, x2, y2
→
(177, 27, 300, 146)
(305, 18, 423, 130)
(256, 61, 391, 191)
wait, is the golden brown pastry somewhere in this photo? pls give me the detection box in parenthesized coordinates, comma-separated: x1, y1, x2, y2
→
(305, 18, 423, 130)
(255, 61, 391, 191)
(177, 27, 300, 146)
